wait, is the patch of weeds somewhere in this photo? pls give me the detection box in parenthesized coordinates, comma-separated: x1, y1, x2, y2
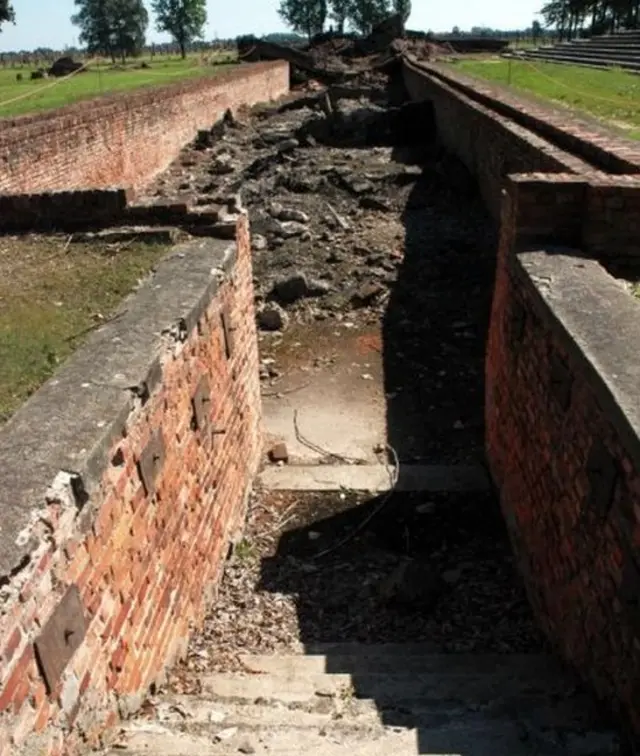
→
(0, 235, 170, 424)
(233, 538, 255, 562)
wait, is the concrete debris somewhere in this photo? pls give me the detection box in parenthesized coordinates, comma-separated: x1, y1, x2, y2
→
(257, 304, 288, 332)
(270, 273, 330, 304)
(71, 227, 180, 245)
(268, 443, 289, 464)
(235, 15, 464, 90)
(251, 234, 268, 251)
(214, 726, 238, 741)
(269, 203, 310, 224)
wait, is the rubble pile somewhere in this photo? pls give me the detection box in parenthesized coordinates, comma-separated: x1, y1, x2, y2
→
(139, 92, 481, 333)
(237, 14, 451, 87)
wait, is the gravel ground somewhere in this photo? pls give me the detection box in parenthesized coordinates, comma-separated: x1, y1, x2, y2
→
(167, 487, 544, 695)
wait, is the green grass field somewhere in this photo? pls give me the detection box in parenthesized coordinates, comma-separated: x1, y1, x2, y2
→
(0, 234, 173, 423)
(0, 51, 237, 118)
(451, 58, 640, 139)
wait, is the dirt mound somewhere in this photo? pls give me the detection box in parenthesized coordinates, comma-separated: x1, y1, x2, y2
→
(48, 56, 84, 78)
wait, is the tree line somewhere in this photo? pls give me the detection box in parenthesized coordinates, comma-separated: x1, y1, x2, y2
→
(277, 0, 411, 38)
(0, 0, 209, 61)
(539, 0, 640, 38)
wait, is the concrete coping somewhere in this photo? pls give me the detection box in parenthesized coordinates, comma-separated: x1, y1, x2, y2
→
(0, 237, 236, 578)
(514, 248, 640, 466)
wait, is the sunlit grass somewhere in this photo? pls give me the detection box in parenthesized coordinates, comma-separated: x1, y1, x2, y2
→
(0, 51, 237, 118)
(451, 58, 640, 139)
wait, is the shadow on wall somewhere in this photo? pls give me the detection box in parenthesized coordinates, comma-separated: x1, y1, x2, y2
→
(255, 139, 568, 751)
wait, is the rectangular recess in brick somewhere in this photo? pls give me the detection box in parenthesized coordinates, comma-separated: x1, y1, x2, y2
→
(192, 374, 212, 432)
(619, 557, 640, 626)
(549, 351, 573, 411)
(509, 298, 526, 352)
(220, 306, 235, 360)
(137, 428, 166, 496)
(586, 439, 618, 519)
(34, 585, 86, 694)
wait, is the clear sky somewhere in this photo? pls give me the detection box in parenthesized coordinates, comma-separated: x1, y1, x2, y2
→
(0, 0, 544, 53)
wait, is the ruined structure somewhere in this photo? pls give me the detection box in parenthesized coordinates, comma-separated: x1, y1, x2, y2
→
(0, 42, 639, 756)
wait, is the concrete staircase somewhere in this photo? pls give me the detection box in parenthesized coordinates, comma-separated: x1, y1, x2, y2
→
(107, 644, 620, 755)
(507, 30, 640, 72)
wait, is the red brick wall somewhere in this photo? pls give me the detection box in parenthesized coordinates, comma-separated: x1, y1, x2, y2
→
(0, 216, 262, 755)
(0, 62, 289, 195)
(486, 179, 640, 737)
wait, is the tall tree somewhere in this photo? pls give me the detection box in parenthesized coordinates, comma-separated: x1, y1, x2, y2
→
(152, 0, 207, 59)
(538, 0, 640, 37)
(329, 0, 351, 32)
(347, 0, 391, 34)
(72, 0, 148, 62)
(111, 0, 148, 60)
(393, 0, 411, 23)
(0, 0, 14, 30)
(72, 0, 115, 60)
(278, 0, 328, 38)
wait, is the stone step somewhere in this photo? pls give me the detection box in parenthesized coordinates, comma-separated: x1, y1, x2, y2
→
(108, 717, 617, 756)
(127, 687, 610, 738)
(520, 50, 640, 70)
(236, 651, 565, 679)
(534, 46, 640, 61)
(258, 463, 491, 492)
(200, 668, 578, 706)
(560, 44, 640, 53)
(143, 694, 386, 728)
(106, 647, 620, 756)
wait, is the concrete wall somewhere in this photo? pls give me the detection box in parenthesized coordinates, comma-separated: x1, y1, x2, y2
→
(0, 217, 262, 755)
(0, 62, 289, 195)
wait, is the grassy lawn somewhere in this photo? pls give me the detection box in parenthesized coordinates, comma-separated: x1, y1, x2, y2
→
(0, 51, 237, 118)
(451, 58, 640, 139)
(0, 234, 172, 423)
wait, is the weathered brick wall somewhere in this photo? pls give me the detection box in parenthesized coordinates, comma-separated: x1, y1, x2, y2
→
(486, 179, 640, 737)
(0, 216, 262, 754)
(401, 57, 592, 219)
(583, 174, 640, 261)
(0, 188, 133, 231)
(500, 172, 640, 263)
(0, 62, 289, 195)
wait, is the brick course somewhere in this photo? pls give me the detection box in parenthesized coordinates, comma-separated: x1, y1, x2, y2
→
(0, 217, 262, 754)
